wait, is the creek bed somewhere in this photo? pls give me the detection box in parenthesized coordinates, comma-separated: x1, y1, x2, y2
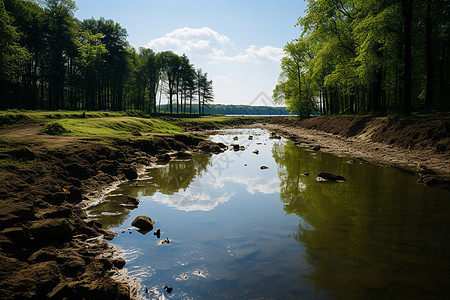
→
(88, 129, 450, 299)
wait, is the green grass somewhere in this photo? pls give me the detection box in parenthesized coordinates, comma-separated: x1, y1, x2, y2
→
(0, 112, 31, 129)
(43, 117, 184, 137)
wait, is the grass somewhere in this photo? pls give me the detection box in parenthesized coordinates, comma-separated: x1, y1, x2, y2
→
(43, 117, 184, 137)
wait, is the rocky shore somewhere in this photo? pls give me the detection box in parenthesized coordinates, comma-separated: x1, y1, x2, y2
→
(0, 134, 225, 299)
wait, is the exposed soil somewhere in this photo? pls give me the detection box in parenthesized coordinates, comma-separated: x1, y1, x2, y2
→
(0, 126, 226, 299)
(0, 114, 448, 299)
(257, 116, 450, 186)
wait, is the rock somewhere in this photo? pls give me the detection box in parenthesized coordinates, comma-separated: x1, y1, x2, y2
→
(252, 149, 259, 155)
(131, 216, 155, 231)
(131, 129, 141, 136)
(123, 167, 138, 180)
(164, 285, 173, 294)
(316, 172, 346, 182)
(260, 166, 269, 170)
(239, 145, 245, 151)
(311, 146, 321, 151)
(232, 144, 240, 151)
(233, 136, 238, 141)
(156, 154, 171, 163)
(30, 218, 74, 242)
(248, 136, 253, 140)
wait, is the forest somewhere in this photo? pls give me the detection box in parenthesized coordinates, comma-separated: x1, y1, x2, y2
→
(0, 0, 214, 114)
(157, 104, 290, 115)
(274, 0, 449, 118)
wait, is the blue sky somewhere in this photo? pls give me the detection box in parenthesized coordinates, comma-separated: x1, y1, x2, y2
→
(74, 0, 308, 106)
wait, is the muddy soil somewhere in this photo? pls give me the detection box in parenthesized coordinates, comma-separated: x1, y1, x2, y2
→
(0, 130, 226, 299)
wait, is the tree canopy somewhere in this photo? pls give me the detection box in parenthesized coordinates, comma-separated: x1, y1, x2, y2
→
(0, 0, 214, 114)
(274, 0, 449, 117)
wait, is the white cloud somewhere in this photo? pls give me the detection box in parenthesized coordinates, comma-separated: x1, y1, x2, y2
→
(145, 27, 231, 56)
(145, 27, 283, 64)
(211, 45, 284, 63)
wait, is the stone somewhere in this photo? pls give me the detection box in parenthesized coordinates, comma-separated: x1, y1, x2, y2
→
(260, 166, 269, 170)
(252, 149, 259, 155)
(123, 167, 138, 180)
(131, 216, 155, 231)
(316, 172, 346, 182)
(232, 144, 240, 151)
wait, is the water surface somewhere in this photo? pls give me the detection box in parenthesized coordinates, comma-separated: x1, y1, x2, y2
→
(88, 129, 450, 299)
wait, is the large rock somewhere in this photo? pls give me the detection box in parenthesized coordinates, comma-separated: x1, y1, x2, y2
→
(316, 172, 346, 182)
(131, 216, 155, 231)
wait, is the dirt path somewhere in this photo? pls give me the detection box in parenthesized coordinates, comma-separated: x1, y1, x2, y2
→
(0, 120, 96, 148)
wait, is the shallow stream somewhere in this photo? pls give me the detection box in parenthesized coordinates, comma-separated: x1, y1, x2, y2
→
(88, 129, 450, 299)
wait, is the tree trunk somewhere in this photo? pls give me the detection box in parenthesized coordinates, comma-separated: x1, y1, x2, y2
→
(425, 0, 433, 107)
(402, 0, 413, 114)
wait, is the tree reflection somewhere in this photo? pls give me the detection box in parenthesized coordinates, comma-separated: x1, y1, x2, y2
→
(88, 154, 212, 228)
(272, 142, 450, 299)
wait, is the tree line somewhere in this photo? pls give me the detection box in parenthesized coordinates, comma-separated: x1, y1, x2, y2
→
(0, 0, 214, 114)
(274, 0, 449, 118)
(157, 104, 290, 115)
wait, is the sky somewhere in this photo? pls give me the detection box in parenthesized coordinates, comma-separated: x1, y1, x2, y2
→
(73, 0, 308, 106)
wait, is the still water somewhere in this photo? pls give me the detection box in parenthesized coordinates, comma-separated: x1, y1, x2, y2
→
(88, 129, 450, 299)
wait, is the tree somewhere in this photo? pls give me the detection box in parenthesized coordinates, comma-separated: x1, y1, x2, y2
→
(0, 0, 29, 109)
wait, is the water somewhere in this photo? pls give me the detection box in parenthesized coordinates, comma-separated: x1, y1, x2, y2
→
(88, 129, 450, 299)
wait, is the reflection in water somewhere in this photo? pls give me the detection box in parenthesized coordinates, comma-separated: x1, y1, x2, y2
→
(273, 142, 450, 299)
(88, 129, 450, 299)
(90, 154, 213, 227)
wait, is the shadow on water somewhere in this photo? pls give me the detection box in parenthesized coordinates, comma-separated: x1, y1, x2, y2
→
(272, 142, 450, 300)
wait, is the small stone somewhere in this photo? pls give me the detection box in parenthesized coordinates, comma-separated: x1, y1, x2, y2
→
(260, 166, 269, 170)
(164, 286, 173, 294)
(252, 149, 259, 155)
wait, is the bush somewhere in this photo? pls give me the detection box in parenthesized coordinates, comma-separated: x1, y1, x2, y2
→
(40, 122, 71, 135)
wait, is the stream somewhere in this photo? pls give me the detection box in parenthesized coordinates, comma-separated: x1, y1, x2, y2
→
(88, 128, 450, 299)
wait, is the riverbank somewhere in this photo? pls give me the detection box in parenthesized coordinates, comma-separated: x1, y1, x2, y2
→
(257, 116, 450, 186)
(0, 113, 448, 298)
(0, 119, 227, 299)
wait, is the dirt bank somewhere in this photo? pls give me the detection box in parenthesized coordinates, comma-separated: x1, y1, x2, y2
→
(258, 116, 450, 185)
(0, 132, 225, 299)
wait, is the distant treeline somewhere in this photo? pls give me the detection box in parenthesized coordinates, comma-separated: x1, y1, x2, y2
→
(157, 104, 290, 115)
(274, 0, 450, 118)
(0, 0, 213, 114)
